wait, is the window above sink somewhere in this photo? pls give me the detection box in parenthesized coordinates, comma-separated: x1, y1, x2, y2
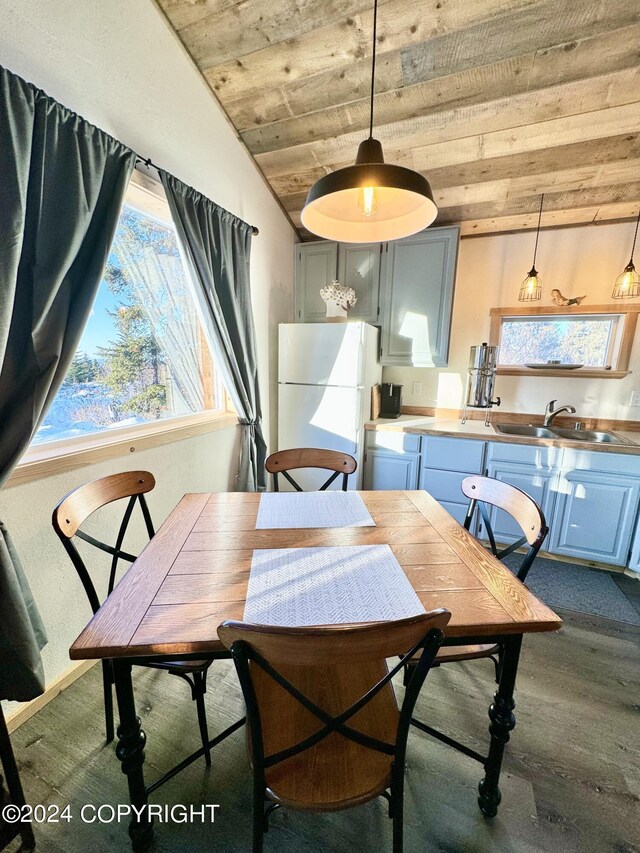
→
(489, 304, 640, 378)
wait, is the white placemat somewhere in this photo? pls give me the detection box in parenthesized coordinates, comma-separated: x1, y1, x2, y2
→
(255, 491, 375, 529)
(243, 545, 426, 626)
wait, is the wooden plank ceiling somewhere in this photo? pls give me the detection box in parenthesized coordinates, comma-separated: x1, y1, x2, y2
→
(156, 0, 640, 240)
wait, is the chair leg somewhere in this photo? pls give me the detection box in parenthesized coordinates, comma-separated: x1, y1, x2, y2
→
(392, 782, 404, 853)
(102, 660, 115, 744)
(193, 672, 211, 767)
(253, 786, 265, 853)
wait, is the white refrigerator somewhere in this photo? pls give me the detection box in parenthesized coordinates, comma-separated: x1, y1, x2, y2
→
(277, 322, 382, 490)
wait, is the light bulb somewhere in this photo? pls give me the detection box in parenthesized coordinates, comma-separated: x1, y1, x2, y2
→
(619, 271, 633, 292)
(357, 186, 378, 216)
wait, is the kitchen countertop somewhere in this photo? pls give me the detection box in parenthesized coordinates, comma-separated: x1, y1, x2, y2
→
(365, 415, 640, 455)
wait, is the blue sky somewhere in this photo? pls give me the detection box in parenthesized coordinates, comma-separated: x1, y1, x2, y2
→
(76, 278, 120, 357)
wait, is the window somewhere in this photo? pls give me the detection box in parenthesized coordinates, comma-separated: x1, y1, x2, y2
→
(33, 173, 226, 446)
(489, 306, 639, 378)
(498, 315, 621, 368)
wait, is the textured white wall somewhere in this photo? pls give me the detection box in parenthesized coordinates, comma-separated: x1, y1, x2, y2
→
(0, 0, 296, 708)
(384, 220, 640, 421)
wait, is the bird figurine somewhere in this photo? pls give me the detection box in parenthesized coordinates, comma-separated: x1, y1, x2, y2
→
(551, 289, 587, 307)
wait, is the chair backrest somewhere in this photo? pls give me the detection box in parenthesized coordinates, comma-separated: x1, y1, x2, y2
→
(218, 610, 450, 808)
(265, 448, 357, 491)
(461, 474, 548, 581)
(52, 471, 155, 613)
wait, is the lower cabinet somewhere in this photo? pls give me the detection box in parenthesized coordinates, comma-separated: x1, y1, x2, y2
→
(486, 443, 560, 546)
(363, 432, 420, 490)
(364, 431, 640, 569)
(419, 436, 485, 530)
(548, 450, 640, 566)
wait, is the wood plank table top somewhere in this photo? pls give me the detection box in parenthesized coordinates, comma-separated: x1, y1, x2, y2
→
(69, 491, 562, 661)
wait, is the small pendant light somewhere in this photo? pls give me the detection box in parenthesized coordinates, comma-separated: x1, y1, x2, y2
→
(300, 0, 437, 243)
(518, 194, 545, 302)
(612, 209, 640, 299)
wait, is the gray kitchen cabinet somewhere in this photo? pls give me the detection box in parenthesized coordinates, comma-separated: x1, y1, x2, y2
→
(337, 242, 381, 323)
(380, 226, 459, 367)
(363, 430, 640, 570)
(419, 436, 485, 530)
(363, 431, 420, 490)
(548, 450, 640, 566)
(626, 516, 640, 574)
(294, 241, 338, 322)
(295, 241, 380, 323)
(486, 443, 559, 546)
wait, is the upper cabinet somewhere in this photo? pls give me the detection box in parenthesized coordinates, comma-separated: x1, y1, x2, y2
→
(380, 227, 459, 368)
(295, 241, 380, 324)
(337, 243, 381, 324)
(294, 241, 338, 323)
(294, 227, 459, 366)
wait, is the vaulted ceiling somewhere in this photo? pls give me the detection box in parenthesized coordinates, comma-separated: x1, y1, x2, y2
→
(156, 0, 640, 240)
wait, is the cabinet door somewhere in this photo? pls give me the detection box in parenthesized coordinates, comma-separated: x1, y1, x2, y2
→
(337, 243, 381, 323)
(485, 461, 557, 545)
(549, 471, 640, 565)
(380, 226, 459, 367)
(626, 518, 640, 574)
(364, 450, 420, 491)
(295, 242, 338, 322)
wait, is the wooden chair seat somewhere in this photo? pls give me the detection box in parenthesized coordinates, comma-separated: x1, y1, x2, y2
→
(434, 644, 498, 664)
(145, 659, 212, 674)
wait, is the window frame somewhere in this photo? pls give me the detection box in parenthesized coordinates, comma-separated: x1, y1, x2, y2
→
(489, 304, 639, 379)
(9, 169, 238, 487)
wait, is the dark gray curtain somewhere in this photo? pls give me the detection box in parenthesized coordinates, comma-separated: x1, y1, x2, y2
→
(0, 66, 135, 700)
(160, 172, 266, 492)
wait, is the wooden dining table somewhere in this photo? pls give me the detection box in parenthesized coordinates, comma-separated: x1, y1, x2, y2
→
(70, 489, 561, 851)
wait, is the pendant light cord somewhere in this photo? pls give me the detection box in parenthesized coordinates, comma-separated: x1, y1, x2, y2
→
(629, 209, 640, 264)
(532, 193, 544, 269)
(368, 0, 378, 139)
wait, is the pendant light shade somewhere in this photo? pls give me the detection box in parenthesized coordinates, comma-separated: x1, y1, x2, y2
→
(612, 210, 640, 299)
(518, 194, 545, 302)
(301, 138, 437, 243)
(301, 1, 437, 243)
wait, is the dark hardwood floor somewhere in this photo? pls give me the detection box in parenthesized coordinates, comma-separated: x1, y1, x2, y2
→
(6, 609, 640, 852)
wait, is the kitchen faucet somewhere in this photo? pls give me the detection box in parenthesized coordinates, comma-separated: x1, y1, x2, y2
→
(543, 399, 577, 426)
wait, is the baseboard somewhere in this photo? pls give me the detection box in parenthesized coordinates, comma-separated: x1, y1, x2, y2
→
(5, 659, 98, 733)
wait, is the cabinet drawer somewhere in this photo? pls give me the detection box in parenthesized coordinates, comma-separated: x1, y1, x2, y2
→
(419, 468, 469, 503)
(363, 450, 420, 491)
(563, 448, 640, 476)
(488, 441, 558, 468)
(422, 436, 484, 473)
(366, 431, 421, 453)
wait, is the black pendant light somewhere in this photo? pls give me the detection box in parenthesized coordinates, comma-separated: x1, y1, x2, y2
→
(518, 194, 545, 302)
(301, 0, 437, 243)
(612, 209, 640, 299)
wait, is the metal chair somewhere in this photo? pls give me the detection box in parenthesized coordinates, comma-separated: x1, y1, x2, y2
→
(265, 448, 357, 491)
(407, 473, 548, 683)
(218, 610, 450, 853)
(52, 471, 215, 764)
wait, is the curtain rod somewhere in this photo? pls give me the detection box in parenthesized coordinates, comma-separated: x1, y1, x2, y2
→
(135, 156, 259, 236)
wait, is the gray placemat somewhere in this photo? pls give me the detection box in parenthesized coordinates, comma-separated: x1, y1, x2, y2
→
(244, 544, 426, 626)
(255, 491, 375, 529)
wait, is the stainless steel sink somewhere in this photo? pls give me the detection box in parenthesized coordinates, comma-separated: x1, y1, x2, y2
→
(495, 423, 635, 445)
(551, 428, 635, 445)
(495, 424, 557, 439)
